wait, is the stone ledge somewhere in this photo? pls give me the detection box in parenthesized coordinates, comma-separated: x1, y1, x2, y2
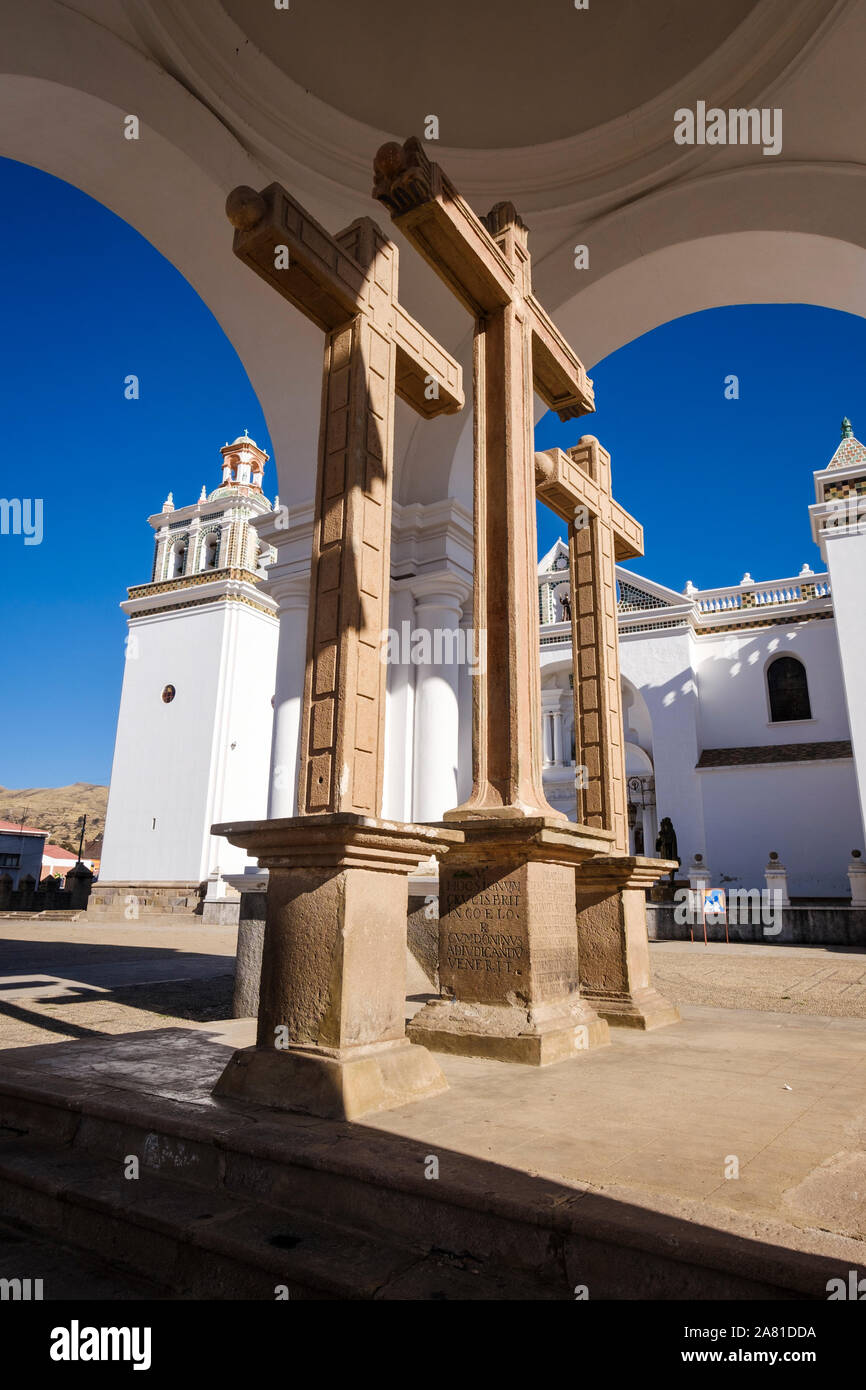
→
(0, 1029, 864, 1299)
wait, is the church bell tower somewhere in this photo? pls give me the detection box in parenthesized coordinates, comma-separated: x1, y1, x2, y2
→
(97, 433, 280, 916)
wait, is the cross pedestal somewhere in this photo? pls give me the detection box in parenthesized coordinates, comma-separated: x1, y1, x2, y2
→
(575, 856, 681, 1029)
(408, 817, 612, 1063)
(214, 815, 460, 1118)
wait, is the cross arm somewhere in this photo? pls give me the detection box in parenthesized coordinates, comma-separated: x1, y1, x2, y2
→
(609, 499, 643, 561)
(393, 302, 464, 417)
(373, 139, 515, 316)
(225, 182, 367, 332)
(535, 446, 643, 560)
(528, 299, 595, 420)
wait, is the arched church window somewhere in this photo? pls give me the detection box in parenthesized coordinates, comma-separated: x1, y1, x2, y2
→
(767, 656, 811, 722)
(203, 533, 220, 570)
(170, 541, 187, 578)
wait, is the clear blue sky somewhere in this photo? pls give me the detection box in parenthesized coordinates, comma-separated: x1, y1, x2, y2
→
(1, 156, 863, 789)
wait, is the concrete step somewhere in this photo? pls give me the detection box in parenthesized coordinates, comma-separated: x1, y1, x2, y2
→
(0, 911, 85, 921)
(0, 1215, 169, 1299)
(0, 1062, 863, 1299)
(0, 1129, 553, 1300)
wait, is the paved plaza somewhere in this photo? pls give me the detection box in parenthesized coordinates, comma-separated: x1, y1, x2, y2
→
(2, 1000, 866, 1278)
(651, 939, 866, 1019)
(1, 922, 865, 1055)
(0, 918, 237, 1049)
(1, 920, 866, 1294)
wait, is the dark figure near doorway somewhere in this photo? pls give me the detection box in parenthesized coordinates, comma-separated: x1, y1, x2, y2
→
(656, 816, 679, 886)
(560, 591, 572, 622)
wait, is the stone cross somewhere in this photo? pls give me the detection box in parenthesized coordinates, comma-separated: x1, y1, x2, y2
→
(535, 437, 642, 853)
(374, 141, 679, 1049)
(374, 139, 594, 820)
(374, 139, 621, 1065)
(534, 439, 680, 1029)
(225, 182, 463, 818)
(213, 183, 465, 1120)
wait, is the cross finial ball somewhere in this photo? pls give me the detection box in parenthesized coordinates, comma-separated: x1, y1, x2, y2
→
(226, 186, 266, 231)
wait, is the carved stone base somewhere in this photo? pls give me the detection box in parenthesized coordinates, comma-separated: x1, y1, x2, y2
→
(210, 814, 459, 1118)
(580, 986, 681, 1031)
(576, 855, 681, 1030)
(214, 1037, 447, 1121)
(408, 996, 609, 1064)
(409, 816, 612, 1065)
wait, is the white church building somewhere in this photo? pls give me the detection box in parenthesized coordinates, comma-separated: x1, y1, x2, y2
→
(541, 420, 866, 899)
(98, 433, 280, 913)
(98, 420, 866, 914)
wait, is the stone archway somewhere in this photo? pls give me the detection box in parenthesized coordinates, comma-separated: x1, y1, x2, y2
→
(622, 680, 657, 855)
(0, 74, 327, 508)
(539, 165, 866, 371)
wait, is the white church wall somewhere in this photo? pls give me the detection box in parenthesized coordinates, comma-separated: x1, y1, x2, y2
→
(699, 760, 860, 898)
(823, 531, 866, 842)
(694, 621, 850, 749)
(619, 628, 707, 857)
(204, 603, 279, 879)
(100, 605, 228, 884)
(101, 596, 278, 886)
(621, 680, 653, 757)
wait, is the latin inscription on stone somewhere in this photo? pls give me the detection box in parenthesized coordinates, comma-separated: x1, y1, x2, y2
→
(438, 863, 581, 1003)
(440, 871, 525, 998)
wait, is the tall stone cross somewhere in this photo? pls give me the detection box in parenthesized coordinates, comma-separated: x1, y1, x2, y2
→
(225, 181, 463, 818)
(373, 139, 628, 1065)
(535, 437, 642, 854)
(374, 138, 594, 819)
(373, 140, 679, 1053)
(535, 439, 679, 1030)
(212, 182, 466, 1121)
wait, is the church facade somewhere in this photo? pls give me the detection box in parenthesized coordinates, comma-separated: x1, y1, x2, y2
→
(97, 434, 279, 914)
(541, 422, 866, 899)
(99, 422, 866, 913)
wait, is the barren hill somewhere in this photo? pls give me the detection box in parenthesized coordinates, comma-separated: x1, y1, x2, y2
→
(0, 784, 108, 853)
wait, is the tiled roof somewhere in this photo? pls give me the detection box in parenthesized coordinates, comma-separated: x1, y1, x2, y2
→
(827, 419, 866, 471)
(697, 741, 852, 768)
(42, 843, 78, 860)
(0, 819, 46, 837)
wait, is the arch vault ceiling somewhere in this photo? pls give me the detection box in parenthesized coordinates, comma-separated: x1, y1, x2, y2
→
(221, 0, 760, 149)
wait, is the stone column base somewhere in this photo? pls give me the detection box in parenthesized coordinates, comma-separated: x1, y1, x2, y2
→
(408, 995, 609, 1064)
(576, 855, 680, 1030)
(580, 984, 681, 1031)
(211, 814, 460, 1119)
(410, 815, 614, 1065)
(214, 1036, 447, 1121)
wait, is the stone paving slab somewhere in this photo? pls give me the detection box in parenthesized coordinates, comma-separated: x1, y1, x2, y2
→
(650, 939, 866, 1017)
(0, 918, 237, 1048)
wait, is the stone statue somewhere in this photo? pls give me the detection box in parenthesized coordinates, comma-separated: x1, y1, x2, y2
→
(656, 817, 679, 884)
(560, 591, 572, 622)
